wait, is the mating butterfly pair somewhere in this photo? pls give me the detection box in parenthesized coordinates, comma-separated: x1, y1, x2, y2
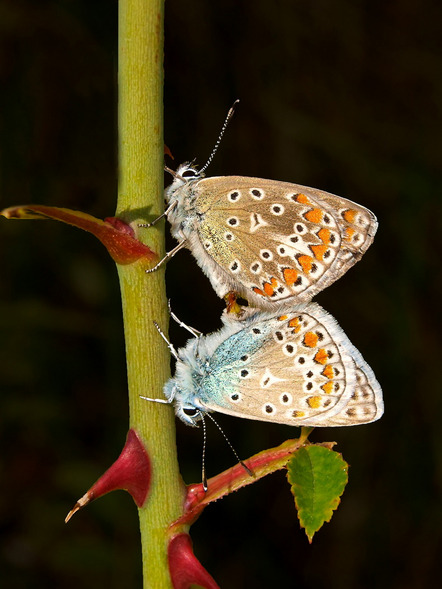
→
(144, 124, 383, 428)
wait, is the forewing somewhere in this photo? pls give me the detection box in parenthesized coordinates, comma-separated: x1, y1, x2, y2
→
(195, 176, 377, 305)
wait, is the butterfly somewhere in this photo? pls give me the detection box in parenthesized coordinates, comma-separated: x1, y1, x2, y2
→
(157, 302, 383, 427)
(147, 164, 378, 310)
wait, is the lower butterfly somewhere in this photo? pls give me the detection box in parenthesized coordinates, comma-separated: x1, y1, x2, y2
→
(150, 302, 383, 427)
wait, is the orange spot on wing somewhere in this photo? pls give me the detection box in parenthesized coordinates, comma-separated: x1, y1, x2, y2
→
(292, 410, 305, 418)
(297, 255, 313, 273)
(296, 194, 310, 204)
(304, 208, 324, 224)
(278, 315, 288, 321)
(283, 268, 298, 286)
(303, 332, 319, 348)
(343, 209, 357, 223)
(263, 282, 275, 296)
(310, 244, 328, 261)
(253, 287, 267, 297)
(262, 277, 278, 296)
(314, 349, 328, 364)
(317, 228, 331, 244)
(345, 227, 355, 241)
(321, 381, 334, 394)
(322, 365, 334, 379)
(307, 396, 322, 409)
(288, 317, 301, 332)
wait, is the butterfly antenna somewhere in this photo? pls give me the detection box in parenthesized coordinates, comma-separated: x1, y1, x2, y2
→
(153, 321, 179, 360)
(199, 411, 209, 492)
(199, 99, 240, 175)
(205, 412, 254, 478)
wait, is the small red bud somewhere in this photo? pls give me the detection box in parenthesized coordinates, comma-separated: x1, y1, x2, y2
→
(104, 216, 136, 236)
(184, 483, 207, 512)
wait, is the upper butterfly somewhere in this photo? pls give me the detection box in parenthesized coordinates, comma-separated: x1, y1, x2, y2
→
(147, 164, 378, 309)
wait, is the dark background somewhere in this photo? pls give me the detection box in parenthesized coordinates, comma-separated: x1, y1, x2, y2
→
(1, 0, 441, 587)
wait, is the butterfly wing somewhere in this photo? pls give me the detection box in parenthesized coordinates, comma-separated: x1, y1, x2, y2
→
(193, 176, 377, 307)
(326, 350, 384, 425)
(196, 303, 383, 426)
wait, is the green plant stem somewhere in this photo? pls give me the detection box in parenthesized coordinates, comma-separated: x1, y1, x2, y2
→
(117, 1, 185, 587)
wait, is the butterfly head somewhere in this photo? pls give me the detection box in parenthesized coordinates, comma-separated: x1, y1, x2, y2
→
(164, 350, 205, 427)
(164, 377, 201, 427)
(176, 403, 203, 426)
(165, 163, 204, 204)
(177, 163, 202, 181)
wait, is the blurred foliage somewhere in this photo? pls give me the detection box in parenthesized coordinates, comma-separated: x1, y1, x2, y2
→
(1, 0, 441, 587)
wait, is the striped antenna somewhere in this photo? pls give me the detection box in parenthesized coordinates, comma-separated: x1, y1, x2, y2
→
(199, 100, 240, 174)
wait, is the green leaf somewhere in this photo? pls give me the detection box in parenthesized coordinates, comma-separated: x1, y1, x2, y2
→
(287, 445, 348, 542)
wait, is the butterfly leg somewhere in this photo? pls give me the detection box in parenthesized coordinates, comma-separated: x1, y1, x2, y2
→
(145, 240, 188, 273)
(153, 320, 179, 359)
(139, 200, 178, 228)
(139, 395, 170, 404)
(138, 212, 166, 228)
(168, 299, 202, 338)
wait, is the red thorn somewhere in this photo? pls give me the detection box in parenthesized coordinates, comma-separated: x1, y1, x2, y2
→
(65, 429, 151, 523)
(1, 205, 157, 265)
(164, 144, 174, 159)
(168, 533, 220, 589)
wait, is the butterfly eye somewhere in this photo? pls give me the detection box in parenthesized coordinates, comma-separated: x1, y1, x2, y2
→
(181, 168, 199, 179)
(182, 406, 199, 418)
